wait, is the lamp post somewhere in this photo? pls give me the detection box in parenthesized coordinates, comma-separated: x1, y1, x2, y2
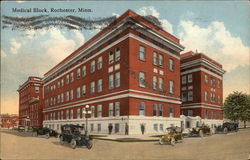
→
(82, 105, 92, 136)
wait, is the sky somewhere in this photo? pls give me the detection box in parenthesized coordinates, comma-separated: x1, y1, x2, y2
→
(1, 1, 249, 114)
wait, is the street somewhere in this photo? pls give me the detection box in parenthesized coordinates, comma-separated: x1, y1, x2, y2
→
(1, 128, 250, 160)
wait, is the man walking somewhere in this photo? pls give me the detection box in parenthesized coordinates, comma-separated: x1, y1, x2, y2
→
(108, 123, 113, 135)
(125, 123, 129, 135)
(140, 124, 145, 135)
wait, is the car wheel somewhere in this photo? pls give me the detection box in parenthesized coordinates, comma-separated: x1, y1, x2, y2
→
(223, 127, 228, 134)
(45, 133, 50, 139)
(60, 136, 64, 145)
(170, 137, 175, 146)
(199, 130, 204, 137)
(159, 138, 164, 145)
(86, 140, 93, 150)
(70, 139, 77, 149)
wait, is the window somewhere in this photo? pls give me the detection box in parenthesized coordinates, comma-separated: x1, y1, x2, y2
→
(91, 124, 94, 131)
(91, 106, 95, 118)
(188, 110, 193, 116)
(153, 52, 158, 65)
(57, 95, 60, 103)
(218, 95, 221, 104)
(159, 104, 163, 116)
(82, 85, 86, 97)
(159, 124, 163, 131)
(97, 105, 102, 117)
(90, 82, 95, 95)
(218, 80, 221, 88)
(57, 81, 61, 88)
(82, 65, 86, 77)
(109, 51, 114, 64)
(188, 74, 193, 83)
(61, 111, 64, 119)
(70, 89, 73, 100)
(66, 75, 69, 84)
(139, 102, 145, 116)
(169, 80, 174, 94)
(210, 78, 215, 87)
(153, 76, 157, 90)
(153, 124, 158, 131)
(205, 110, 208, 119)
(97, 57, 103, 70)
(70, 109, 73, 119)
(205, 74, 208, 83)
(115, 102, 120, 116)
(109, 103, 113, 117)
(139, 72, 146, 87)
(58, 112, 60, 120)
(169, 105, 174, 117)
(90, 60, 95, 73)
(205, 91, 208, 101)
(76, 68, 81, 79)
(82, 108, 86, 119)
(61, 79, 64, 87)
(159, 54, 163, 67)
(109, 74, 114, 89)
(182, 92, 187, 102)
(66, 110, 69, 119)
(169, 59, 174, 71)
(115, 72, 120, 88)
(70, 72, 74, 83)
(77, 108, 81, 119)
(139, 46, 146, 61)
(159, 78, 163, 91)
(35, 87, 39, 93)
(66, 91, 69, 101)
(115, 48, 120, 61)
(188, 91, 193, 101)
(98, 79, 102, 92)
(97, 124, 101, 132)
(77, 87, 81, 98)
(153, 104, 158, 116)
(61, 93, 64, 103)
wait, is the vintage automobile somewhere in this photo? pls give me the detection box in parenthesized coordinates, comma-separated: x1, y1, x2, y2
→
(59, 124, 93, 149)
(32, 127, 58, 138)
(215, 122, 238, 134)
(159, 127, 183, 145)
(17, 126, 25, 132)
(188, 125, 212, 137)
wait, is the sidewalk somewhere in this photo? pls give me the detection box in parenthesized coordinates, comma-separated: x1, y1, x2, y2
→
(92, 133, 161, 142)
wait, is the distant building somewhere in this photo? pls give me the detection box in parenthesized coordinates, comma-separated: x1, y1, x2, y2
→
(180, 51, 226, 129)
(17, 76, 43, 127)
(0, 114, 19, 128)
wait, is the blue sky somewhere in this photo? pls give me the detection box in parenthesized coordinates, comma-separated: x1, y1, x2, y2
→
(1, 1, 249, 114)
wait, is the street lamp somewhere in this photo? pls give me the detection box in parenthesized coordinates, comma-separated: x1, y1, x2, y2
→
(82, 105, 92, 136)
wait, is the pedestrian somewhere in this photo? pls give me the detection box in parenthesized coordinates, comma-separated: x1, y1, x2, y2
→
(125, 123, 129, 135)
(108, 124, 113, 134)
(140, 124, 145, 135)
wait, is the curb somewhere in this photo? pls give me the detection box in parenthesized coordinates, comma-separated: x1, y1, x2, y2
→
(93, 137, 159, 142)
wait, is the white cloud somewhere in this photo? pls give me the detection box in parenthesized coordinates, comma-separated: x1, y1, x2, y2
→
(1, 49, 7, 58)
(10, 39, 21, 54)
(25, 29, 35, 39)
(72, 30, 85, 46)
(138, 6, 173, 34)
(112, 13, 120, 18)
(178, 20, 250, 72)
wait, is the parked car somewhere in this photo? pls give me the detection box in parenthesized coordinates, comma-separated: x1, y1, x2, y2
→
(17, 126, 25, 132)
(32, 127, 58, 138)
(188, 125, 212, 137)
(59, 124, 93, 149)
(159, 127, 183, 145)
(215, 122, 238, 134)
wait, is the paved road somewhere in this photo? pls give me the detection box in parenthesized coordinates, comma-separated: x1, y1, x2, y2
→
(1, 129, 250, 160)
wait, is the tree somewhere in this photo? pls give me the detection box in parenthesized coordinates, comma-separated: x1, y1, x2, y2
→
(223, 91, 250, 128)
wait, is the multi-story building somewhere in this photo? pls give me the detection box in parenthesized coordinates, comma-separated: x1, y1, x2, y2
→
(180, 51, 225, 128)
(0, 114, 19, 129)
(42, 10, 184, 134)
(17, 76, 43, 127)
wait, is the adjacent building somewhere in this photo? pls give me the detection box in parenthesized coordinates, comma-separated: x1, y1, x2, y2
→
(17, 76, 43, 127)
(180, 51, 225, 129)
(0, 114, 19, 129)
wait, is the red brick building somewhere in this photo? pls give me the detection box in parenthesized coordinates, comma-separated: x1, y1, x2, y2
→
(180, 51, 225, 128)
(0, 114, 19, 129)
(42, 10, 184, 134)
(17, 77, 43, 127)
